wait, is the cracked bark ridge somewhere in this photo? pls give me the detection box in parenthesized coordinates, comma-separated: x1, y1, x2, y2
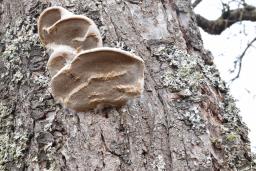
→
(38, 6, 145, 112)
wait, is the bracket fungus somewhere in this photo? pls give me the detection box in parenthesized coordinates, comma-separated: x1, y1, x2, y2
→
(38, 7, 145, 112)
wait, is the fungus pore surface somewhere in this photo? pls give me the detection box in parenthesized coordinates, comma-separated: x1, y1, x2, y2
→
(38, 6, 145, 112)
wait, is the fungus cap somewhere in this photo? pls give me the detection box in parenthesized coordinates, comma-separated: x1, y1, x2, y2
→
(38, 6, 102, 51)
(47, 45, 76, 77)
(50, 47, 144, 112)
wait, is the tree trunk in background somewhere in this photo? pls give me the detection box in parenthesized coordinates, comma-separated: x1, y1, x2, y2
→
(0, 0, 253, 170)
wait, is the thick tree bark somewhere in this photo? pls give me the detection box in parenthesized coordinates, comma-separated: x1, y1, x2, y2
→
(0, 0, 253, 170)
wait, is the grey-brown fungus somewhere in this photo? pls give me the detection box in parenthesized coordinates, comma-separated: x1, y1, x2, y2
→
(47, 46, 75, 77)
(38, 6, 102, 51)
(51, 47, 144, 112)
(38, 7, 145, 112)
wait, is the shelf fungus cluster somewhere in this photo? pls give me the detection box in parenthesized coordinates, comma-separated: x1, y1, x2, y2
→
(38, 7, 145, 112)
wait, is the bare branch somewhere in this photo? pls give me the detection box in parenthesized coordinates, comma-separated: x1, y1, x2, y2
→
(196, 5, 256, 34)
(230, 37, 256, 82)
(192, 0, 203, 8)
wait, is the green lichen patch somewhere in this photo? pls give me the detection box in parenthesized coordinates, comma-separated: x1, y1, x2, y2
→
(160, 46, 204, 93)
(154, 44, 252, 169)
(0, 13, 53, 169)
(226, 133, 237, 142)
(0, 102, 30, 170)
(0, 133, 30, 168)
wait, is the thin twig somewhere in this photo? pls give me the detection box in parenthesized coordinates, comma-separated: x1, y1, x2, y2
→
(192, 0, 203, 8)
(230, 37, 256, 82)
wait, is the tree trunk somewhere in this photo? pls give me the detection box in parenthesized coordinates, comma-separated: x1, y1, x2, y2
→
(0, 0, 253, 170)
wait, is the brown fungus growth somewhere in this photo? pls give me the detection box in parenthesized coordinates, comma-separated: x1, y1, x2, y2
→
(51, 48, 144, 112)
(38, 7, 145, 112)
(38, 6, 102, 51)
(46, 46, 75, 77)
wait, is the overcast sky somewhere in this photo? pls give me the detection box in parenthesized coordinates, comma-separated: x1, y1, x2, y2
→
(194, 0, 256, 152)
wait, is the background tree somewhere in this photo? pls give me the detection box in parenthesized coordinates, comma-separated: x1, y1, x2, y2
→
(0, 0, 254, 170)
(194, 0, 256, 80)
